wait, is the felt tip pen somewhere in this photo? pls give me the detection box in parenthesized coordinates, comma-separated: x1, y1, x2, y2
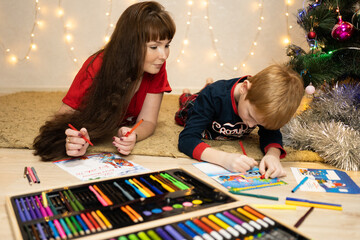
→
(89, 185, 108, 206)
(291, 176, 309, 193)
(31, 167, 40, 183)
(68, 124, 94, 146)
(113, 182, 134, 201)
(229, 190, 279, 201)
(125, 119, 143, 137)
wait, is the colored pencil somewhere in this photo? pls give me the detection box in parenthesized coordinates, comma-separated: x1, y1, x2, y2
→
(125, 119, 144, 137)
(68, 123, 94, 146)
(229, 190, 279, 201)
(291, 176, 309, 193)
(294, 207, 314, 228)
(239, 141, 247, 155)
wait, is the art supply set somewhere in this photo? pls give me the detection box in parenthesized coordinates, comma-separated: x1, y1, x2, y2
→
(109, 205, 310, 240)
(6, 169, 236, 240)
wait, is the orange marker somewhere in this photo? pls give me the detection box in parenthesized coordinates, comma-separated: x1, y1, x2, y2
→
(125, 119, 144, 137)
(68, 124, 94, 146)
(93, 185, 113, 205)
(126, 205, 143, 222)
(132, 178, 155, 197)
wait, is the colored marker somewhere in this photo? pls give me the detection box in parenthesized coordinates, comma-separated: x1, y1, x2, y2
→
(68, 123, 94, 146)
(208, 215, 239, 237)
(177, 222, 203, 240)
(292, 176, 309, 193)
(75, 214, 90, 234)
(243, 206, 275, 226)
(193, 218, 223, 240)
(146, 230, 162, 240)
(285, 200, 342, 211)
(80, 213, 96, 233)
(129, 179, 151, 197)
(70, 215, 85, 235)
(126, 205, 143, 222)
(229, 209, 261, 230)
(155, 227, 173, 240)
(25, 198, 36, 220)
(27, 166, 37, 183)
(31, 167, 40, 183)
(125, 119, 144, 137)
(128, 233, 140, 240)
(15, 199, 26, 222)
(229, 190, 279, 201)
(48, 220, 61, 240)
(93, 184, 113, 205)
(223, 211, 254, 232)
(64, 217, 78, 237)
(133, 178, 155, 196)
(236, 207, 269, 228)
(185, 220, 214, 240)
(125, 179, 147, 198)
(91, 211, 107, 230)
(121, 206, 138, 223)
(294, 207, 314, 228)
(68, 189, 85, 211)
(137, 231, 151, 240)
(86, 212, 101, 231)
(216, 212, 247, 235)
(285, 197, 342, 207)
(150, 175, 175, 192)
(139, 177, 163, 195)
(89, 185, 108, 206)
(200, 216, 232, 239)
(113, 182, 135, 201)
(164, 225, 184, 240)
(251, 204, 297, 210)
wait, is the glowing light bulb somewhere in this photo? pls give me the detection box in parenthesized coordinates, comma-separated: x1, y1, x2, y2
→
(9, 55, 17, 63)
(220, 63, 224, 66)
(188, 1, 193, 5)
(57, 9, 64, 16)
(234, 67, 238, 71)
(283, 37, 290, 44)
(104, 36, 110, 43)
(66, 34, 72, 42)
(31, 44, 37, 50)
(183, 39, 189, 45)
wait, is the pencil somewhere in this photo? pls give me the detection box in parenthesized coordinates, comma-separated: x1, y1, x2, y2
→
(125, 119, 144, 137)
(291, 176, 309, 193)
(294, 207, 314, 228)
(229, 190, 279, 201)
(31, 167, 40, 183)
(68, 124, 94, 146)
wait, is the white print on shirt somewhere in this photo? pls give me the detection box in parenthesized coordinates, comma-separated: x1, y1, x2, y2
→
(212, 121, 253, 138)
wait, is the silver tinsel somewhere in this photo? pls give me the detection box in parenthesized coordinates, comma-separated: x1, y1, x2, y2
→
(282, 83, 360, 171)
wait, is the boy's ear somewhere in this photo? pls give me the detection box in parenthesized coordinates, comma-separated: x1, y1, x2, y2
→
(241, 80, 252, 94)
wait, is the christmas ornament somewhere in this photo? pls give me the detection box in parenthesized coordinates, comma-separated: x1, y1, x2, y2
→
(331, 15, 354, 41)
(305, 83, 315, 94)
(307, 31, 316, 39)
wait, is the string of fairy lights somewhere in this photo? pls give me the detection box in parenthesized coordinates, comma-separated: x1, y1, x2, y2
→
(1, 0, 295, 73)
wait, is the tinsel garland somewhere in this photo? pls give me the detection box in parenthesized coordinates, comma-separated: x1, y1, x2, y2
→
(282, 83, 360, 171)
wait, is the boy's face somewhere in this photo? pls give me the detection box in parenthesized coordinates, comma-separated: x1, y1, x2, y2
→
(237, 95, 263, 128)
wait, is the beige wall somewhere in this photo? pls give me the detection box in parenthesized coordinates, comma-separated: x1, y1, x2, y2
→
(0, 0, 308, 94)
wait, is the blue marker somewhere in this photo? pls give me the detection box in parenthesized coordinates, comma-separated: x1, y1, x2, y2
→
(292, 176, 309, 193)
(216, 212, 247, 235)
(185, 220, 213, 240)
(140, 177, 163, 194)
(125, 179, 147, 198)
(177, 223, 202, 240)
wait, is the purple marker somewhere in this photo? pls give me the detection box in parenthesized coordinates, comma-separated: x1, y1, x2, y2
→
(15, 199, 26, 222)
(164, 225, 185, 240)
(223, 211, 254, 232)
(25, 198, 37, 220)
(30, 196, 42, 218)
(155, 227, 173, 240)
(20, 198, 32, 221)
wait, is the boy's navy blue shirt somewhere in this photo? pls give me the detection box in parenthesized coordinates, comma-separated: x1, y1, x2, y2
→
(178, 76, 286, 160)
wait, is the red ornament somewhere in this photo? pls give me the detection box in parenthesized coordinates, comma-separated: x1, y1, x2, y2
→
(331, 15, 354, 41)
(307, 31, 316, 39)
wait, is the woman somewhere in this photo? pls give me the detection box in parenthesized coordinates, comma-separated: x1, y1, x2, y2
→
(33, 1, 176, 161)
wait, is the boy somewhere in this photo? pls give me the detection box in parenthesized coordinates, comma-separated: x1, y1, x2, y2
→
(176, 64, 304, 178)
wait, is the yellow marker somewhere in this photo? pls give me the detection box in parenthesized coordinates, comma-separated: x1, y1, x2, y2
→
(42, 192, 48, 208)
(285, 200, 343, 211)
(150, 175, 175, 192)
(129, 179, 151, 197)
(237, 207, 269, 228)
(251, 204, 297, 210)
(208, 214, 239, 237)
(96, 210, 113, 229)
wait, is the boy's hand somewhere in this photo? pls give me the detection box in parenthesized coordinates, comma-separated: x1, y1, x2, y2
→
(222, 152, 258, 173)
(259, 154, 286, 178)
(113, 126, 137, 155)
(65, 127, 89, 157)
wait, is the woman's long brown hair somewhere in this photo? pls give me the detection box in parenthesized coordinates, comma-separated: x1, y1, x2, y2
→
(33, 1, 176, 161)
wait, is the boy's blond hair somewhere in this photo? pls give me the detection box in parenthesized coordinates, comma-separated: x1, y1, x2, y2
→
(246, 64, 304, 130)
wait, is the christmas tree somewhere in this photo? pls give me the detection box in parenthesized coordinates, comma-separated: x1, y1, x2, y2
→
(288, 0, 360, 87)
(282, 0, 360, 171)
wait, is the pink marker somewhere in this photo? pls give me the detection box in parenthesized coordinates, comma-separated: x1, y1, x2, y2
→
(27, 166, 37, 183)
(89, 185, 108, 206)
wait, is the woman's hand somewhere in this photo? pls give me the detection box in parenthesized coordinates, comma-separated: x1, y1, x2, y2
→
(65, 127, 89, 157)
(113, 127, 137, 155)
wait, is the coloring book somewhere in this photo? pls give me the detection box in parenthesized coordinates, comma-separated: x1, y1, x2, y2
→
(53, 152, 149, 181)
(291, 167, 360, 194)
(193, 162, 286, 191)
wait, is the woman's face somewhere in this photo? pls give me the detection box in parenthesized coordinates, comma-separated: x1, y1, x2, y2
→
(143, 39, 171, 74)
